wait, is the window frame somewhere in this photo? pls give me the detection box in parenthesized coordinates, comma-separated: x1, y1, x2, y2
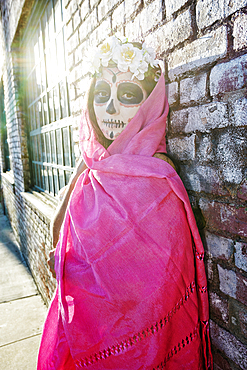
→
(0, 82, 11, 172)
(21, 0, 75, 197)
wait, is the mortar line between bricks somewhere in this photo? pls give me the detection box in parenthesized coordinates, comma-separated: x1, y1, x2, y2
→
(0, 332, 42, 349)
(0, 293, 39, 304)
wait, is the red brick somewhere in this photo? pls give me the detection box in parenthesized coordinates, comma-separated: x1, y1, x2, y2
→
(216, 129, 246, 185)
(218, 264, 247, 307)
(213, 351, 232, 370)
(239, 310, 247, 338)
(218, 265, 237, 300)
(170, 102, 229, 134)
(233, 12, 247, 51)
(167, 134, 196, 161)
(206, 256, 214, 281)
(210, 320, 247, 369)
(199, 199, 247, 238)
(205, 231, 233, 260)
(179, 164, 229, 196)
(166, 0, 188, 18)
(166, 82, 178, 106)
(210, 55, 247, 96)
(233, 97, 247, 128)
(180, 73, 207, 105)
(168, 26, 228, 80)
(235, 241, 247, 272)
(126, 0, 163, 43)
(237, 180, 247, 201)
(229, 299, 247, 338)
(196, 0, 222, 30)
(210, 291, 229, 324)
(236, 272, 247, 307)
(144, 8, 192, 54)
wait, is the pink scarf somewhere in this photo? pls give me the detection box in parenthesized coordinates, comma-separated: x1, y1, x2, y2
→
(38, 74, 213, 369)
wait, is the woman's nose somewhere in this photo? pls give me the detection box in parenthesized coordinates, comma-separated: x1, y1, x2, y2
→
(106, 99, 117, 114)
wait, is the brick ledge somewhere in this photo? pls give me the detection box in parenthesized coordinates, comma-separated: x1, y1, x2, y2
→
(1, 171, 15, 185)
(21, 191, 56, 222)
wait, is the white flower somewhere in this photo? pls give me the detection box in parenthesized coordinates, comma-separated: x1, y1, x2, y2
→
(142, 43, 159, 68)
(97, 36, 118, 67)
(113, 43, 145, 74)
(81, 37, 160, 80)
(132, 59, 149, 80)
(82, 46, 101, 75)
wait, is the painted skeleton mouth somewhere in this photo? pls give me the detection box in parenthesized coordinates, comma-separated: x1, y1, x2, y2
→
(103, 119, 126, 128)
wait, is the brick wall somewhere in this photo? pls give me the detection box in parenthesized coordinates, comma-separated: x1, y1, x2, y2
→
(19, 192, 56, 304)
(0, 0, 246, 367)
(1, 173, 16, 226)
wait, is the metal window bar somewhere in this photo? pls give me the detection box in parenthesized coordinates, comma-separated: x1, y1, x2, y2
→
(67, 126, 72, 168)
(59, 127, 66, 188)
(46, 131, 51, 193)
(47, 131, 54, 195)
(37, 135, 41, 187)
(43, 130, 49, 192)
(53, 129, 59, 194)
(34, 136, 38, 186)
(50, 131, 56, 192)
(32, 161, 74, 173)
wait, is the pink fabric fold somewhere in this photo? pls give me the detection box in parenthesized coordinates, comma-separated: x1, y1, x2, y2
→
(38, 74, 212, 369)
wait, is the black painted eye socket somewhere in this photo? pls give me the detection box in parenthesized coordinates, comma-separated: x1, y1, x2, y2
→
(94, 81, 111, 103)
(117, 82, 144, 105)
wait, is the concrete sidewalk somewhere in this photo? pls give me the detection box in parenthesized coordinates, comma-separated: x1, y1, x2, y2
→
(0, 205, 47, 370)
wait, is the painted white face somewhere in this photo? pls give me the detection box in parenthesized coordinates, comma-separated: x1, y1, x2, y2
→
(93, 67, 147, 140)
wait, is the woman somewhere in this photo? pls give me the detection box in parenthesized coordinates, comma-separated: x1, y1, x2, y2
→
(38, 37, 212, 369)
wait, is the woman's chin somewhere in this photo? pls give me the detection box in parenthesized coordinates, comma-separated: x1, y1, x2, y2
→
(102, 129, 124, 140)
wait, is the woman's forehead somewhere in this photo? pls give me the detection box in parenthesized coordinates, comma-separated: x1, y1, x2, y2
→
(96, 67, 144, 88)
(99, 67, 134, 84)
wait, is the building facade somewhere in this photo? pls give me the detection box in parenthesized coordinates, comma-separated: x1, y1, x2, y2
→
(0, 0, 246, 368)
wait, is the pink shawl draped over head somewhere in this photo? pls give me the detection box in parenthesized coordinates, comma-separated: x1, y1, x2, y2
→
(38, 74, 213, 370)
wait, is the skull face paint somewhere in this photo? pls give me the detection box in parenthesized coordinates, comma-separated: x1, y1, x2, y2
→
(93, 67, 147, 140)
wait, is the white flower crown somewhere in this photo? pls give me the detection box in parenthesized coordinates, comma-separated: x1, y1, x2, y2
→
(82, 36, 160, 81)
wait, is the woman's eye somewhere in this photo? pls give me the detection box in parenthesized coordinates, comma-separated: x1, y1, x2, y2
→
(122, 92, 135, 99)
(97, 91, 109, 98)
(95, 90, 109, 98)
(94, 90, 110, 103)
(94, 81, 111, 103)
(117, 82, 144, 105)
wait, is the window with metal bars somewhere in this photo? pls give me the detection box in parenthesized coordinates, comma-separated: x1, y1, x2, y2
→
(24, 0, 75, 196)
(0, 83, 11, 172)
